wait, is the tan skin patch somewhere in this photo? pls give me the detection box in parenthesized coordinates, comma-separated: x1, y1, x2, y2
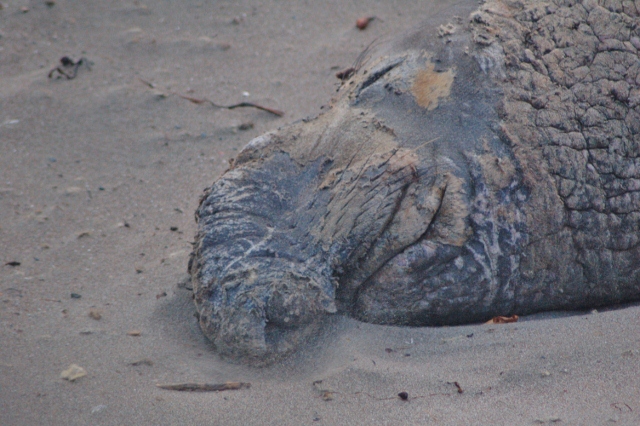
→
(411, 63, 455, 111)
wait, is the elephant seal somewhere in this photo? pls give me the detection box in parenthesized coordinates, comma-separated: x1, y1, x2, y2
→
(189, 0, 640, 364)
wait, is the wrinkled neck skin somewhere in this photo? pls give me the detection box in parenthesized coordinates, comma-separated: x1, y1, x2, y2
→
(190, 0, 640, 364)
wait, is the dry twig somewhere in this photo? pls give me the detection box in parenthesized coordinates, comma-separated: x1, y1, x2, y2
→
(138, 78, 284, 117)
(156, 382, 251, 392)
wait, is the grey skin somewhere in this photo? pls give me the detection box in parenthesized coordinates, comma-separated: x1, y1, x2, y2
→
(189, 0, 640, 364)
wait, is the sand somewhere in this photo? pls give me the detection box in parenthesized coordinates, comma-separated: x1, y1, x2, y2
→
(1, 0, 639, 424)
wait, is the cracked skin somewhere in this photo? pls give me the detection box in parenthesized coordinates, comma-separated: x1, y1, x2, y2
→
(189, 0, 640, 364)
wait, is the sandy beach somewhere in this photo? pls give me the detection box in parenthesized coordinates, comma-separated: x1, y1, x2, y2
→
(1, 0, 640, 424)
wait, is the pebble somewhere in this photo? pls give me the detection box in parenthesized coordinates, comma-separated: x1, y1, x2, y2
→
(88, 309, 102, 320)
(127, 330, 142, 336)
(91, 404, 107, 414)
(64, 186, 83, 196)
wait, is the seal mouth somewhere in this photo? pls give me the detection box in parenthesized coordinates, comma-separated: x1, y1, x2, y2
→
(192, 256, 336, 364)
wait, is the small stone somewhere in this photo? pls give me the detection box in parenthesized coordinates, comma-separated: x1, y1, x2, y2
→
(321, 391, 333, 401)
(70, 293, 82, 299)
(540, 370, 551, 377)
(88, 309, 102, 320)
(20, 6, 29, 13)
(60, 364, 87, 381)
(64, 186, 83, 196)
(91, 404, 107, 414)
(231, 13, 246, 25)
(127, 330, 141, 336)
(45, 0, 56, 6)
(170, 226, 178, 232)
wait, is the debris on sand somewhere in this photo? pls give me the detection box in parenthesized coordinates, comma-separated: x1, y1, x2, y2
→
(48, 56, 92, 80)
(356, 16, 376, 30)
(60, 364, 87, 381)
(88, 309, 102, 320)
(156, 382, 250, 392)
(485, 315, 518, 324)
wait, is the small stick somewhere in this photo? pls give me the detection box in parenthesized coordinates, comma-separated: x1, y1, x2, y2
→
(175, 93, 284, 117)
(138, 78, 156, 89)
(137, 79, 284, 116)
(156, 382, 251, 392)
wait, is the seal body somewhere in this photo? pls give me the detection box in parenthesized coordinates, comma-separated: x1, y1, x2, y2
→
(190, 0, 640, 363)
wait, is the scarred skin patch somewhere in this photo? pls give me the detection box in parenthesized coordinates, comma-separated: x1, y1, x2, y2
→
(411, 63, 455, 110)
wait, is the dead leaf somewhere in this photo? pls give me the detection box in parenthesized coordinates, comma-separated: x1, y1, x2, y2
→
(356, 16, 375, 30)
(60, 364, 87, 381)
(485, 315, 518, 324)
